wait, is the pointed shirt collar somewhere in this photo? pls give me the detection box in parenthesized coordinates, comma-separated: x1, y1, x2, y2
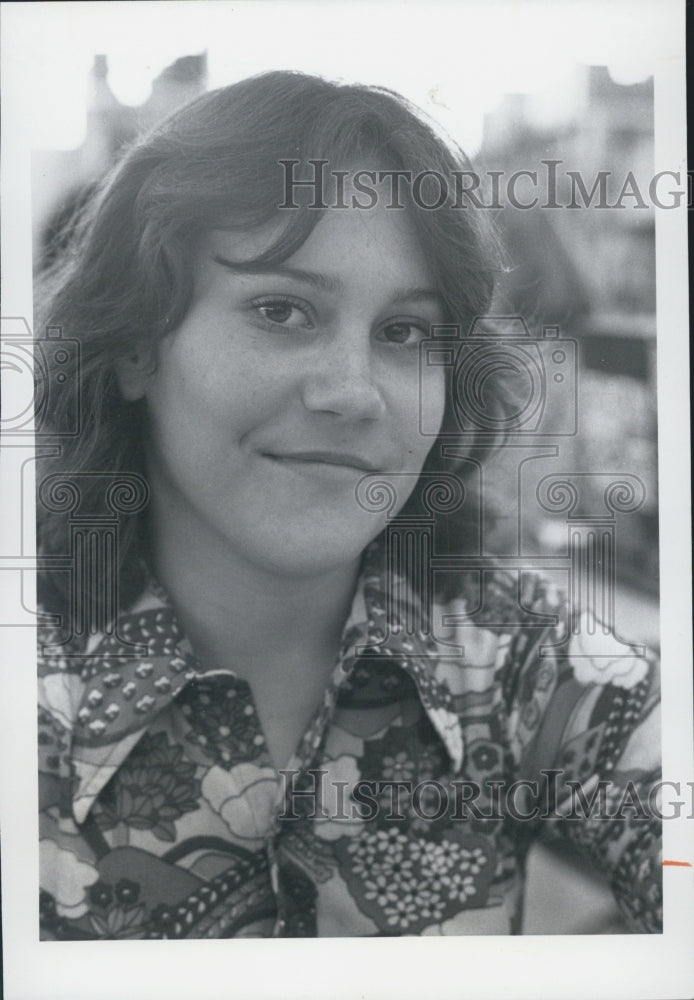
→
(67, 539, 464, 824)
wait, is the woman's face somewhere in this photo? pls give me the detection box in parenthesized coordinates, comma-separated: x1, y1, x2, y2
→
(132, 197, 446, 577)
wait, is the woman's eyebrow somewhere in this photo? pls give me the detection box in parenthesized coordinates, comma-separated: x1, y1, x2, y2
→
(211, 255, 442, 309)
(211, 257, 342, 294)
(391, 288, 442, 307)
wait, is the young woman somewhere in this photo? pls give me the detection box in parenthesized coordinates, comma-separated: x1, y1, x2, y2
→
(36, 70, 661, 939)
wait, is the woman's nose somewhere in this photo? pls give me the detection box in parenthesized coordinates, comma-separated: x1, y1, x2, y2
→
(300, 339, 387, 421)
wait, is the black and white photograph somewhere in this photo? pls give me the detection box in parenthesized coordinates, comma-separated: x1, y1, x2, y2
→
(1, 1, 692, 998)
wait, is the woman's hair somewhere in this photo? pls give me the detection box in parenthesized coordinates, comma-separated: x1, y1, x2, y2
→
(36, 69, 509, 617)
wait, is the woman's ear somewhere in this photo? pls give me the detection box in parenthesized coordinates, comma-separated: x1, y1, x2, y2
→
(115, 347, 154, 402)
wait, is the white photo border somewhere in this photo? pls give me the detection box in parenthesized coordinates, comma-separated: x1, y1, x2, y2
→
(1, 2, 692, 998)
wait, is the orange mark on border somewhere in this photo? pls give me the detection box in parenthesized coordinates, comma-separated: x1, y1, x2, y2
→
(662, 860, 692, 867)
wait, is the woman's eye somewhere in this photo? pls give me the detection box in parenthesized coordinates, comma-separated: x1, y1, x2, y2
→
(379, 321, 428, 346)
(252, 297, 314, 330)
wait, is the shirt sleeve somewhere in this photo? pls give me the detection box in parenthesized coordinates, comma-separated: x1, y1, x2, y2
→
(502, 573, 662, 932)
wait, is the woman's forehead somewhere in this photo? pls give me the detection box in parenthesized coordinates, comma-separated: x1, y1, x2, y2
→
(205, 203, 435, 291)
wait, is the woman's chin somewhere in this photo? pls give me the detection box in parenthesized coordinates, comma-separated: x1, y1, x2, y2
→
(232, 522, 383, 580)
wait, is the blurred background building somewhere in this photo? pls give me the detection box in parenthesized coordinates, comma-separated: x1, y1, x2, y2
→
(32, 56, 659, 647)
(478, 66, 658, 642)
(32, 52, 207, 265)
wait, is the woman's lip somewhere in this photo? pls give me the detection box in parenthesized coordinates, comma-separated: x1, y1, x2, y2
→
(262, 451, 379, 472)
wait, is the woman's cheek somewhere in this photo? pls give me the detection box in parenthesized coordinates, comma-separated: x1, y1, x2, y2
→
(416, 366, 446, 447)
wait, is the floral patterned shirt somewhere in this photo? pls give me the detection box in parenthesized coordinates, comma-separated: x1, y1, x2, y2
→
(38, 542, 662, 938)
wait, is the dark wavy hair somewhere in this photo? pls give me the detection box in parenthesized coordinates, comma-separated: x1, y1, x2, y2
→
(36, 69, 508, 619)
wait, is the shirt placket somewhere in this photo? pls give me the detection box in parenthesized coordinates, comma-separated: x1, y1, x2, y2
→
(265, 663, 352, 936)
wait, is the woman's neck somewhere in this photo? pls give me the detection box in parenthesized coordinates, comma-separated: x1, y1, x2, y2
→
(149, 495, 362, 680)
